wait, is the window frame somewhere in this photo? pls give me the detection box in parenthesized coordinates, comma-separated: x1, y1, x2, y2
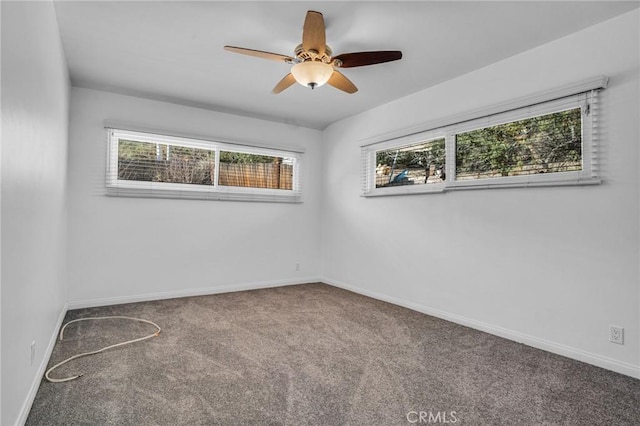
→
(447, 96, 593, 190)
(362, 86, 602, 197)
(366, 130, 448, 196)
(106, 128, 302, 202)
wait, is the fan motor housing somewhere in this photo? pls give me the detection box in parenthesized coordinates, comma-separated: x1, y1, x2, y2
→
(294, 43, 333, 63)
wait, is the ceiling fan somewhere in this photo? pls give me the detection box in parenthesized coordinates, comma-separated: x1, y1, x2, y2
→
(224, 10, 402, 94)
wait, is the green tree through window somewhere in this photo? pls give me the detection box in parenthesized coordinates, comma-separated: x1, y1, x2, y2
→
(455, 108, 582, 180)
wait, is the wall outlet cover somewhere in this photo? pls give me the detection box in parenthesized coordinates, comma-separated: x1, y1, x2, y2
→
(609, 325, 624, 345)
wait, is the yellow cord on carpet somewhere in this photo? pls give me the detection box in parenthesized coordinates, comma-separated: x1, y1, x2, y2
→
(45, 316, 161, 383)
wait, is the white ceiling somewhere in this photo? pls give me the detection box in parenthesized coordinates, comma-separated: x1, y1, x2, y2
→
(53, 1, 638, 130)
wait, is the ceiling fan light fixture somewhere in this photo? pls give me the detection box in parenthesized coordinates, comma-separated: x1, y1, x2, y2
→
(291, 61, 333, 89)
(225, 11, 402, 94)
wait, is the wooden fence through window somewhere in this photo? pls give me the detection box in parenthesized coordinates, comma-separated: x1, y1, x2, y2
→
(218, 163, 293, 190)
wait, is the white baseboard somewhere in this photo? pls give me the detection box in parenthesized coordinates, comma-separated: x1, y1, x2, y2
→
(16, 302, 69, 426)
(322, 277, 640, 380)
(67, 276, 322, 310)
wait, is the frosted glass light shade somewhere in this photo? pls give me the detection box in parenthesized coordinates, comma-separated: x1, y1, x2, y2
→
(291, 61, 333, 89)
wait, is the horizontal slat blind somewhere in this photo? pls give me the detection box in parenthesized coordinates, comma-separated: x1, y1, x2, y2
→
(103, 120, 306, 153)
(589, 89, 600, 179)
(361, 83, 604, 196)
(360, 146, 373, 194)
(360, 76, 608, 148)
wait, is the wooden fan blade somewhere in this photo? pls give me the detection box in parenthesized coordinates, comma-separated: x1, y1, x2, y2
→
(333, 51, 402, 68)
(302, 11, 326, 55)
(327, 71, 358, 94)
(272, 73, 297, 94)
(224, 46, 293, 63)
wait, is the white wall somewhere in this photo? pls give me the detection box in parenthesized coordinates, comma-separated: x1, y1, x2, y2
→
(1, 1, 70, 425)
(321, 10, 640, 377)
(67, 88, 322, 305)
(2, 7, 637, 425)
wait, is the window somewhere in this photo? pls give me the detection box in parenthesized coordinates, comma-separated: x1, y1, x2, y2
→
(117, 139, 217, 186)
(107, 129, 301, 202)
(362, 79, 603, 196)
(455, 108, 582, 181)
(375, 138, 446, 188)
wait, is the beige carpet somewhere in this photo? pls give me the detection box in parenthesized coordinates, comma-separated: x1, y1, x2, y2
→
(27, 283, 640, 425)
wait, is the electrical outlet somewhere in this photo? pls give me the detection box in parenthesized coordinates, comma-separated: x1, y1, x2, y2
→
(31, 341, 36, 366)
(295, 263, 300, 272)
(610, 325, 624, 345)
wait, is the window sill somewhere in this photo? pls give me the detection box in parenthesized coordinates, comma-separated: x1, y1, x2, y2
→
(106, 185, 302, 203)
(362, 177, 601, 197)
(362, 183, 446, 197)
(447, 177, 601, 191)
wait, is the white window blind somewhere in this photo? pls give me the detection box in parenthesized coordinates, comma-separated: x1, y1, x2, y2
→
(106, 129, 302, 203)
(447, 91, 598, 190)
(362, 78, 605, 197)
